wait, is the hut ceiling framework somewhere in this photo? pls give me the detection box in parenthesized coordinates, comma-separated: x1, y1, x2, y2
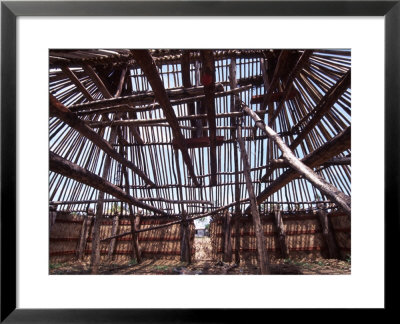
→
(49, 49, 351, 218)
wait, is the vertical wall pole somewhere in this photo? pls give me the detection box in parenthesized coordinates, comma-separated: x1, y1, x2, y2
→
(77, 208, 94, 260)
(222, 210, 233, 262)
(316, 208, 340, 259)
(180, 210, 191, 263)
(130, 210, 142, 264)
(234, 211, 241, 264)
(49, 205, 57, 232)
(107, 212, 120, 260)
(90, 126, 119, 274)
(273, 210, 289, 258)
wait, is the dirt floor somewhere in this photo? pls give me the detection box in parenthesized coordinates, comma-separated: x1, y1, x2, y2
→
(50, 237, 351, 275)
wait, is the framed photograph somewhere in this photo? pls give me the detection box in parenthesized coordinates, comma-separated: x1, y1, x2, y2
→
(1, 0, 398, 322)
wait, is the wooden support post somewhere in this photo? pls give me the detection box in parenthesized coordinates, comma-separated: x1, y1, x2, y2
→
(107, 213, 120, 260)
(316, 208, 340, 259)
(195, 60, 207, 137)
(242, 103, 351, 217)
(120, 163, 142, 264)
(200, 50, 217, 186)
(76, 210, 93, 260)
(49, 205, 57, 232)
(173, 148, 185, 214)
(130, 211, 142, 263)
(237, 125, 270, 274)
(222, 210, 233, 262)
(90, 122, 119, 274)
(229, 60, 241, 265)
(180, 211, 191, 263)
(233, 212, 241, 264)
(273, 210, 289, 258)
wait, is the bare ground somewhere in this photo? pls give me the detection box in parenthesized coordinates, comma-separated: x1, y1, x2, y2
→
(49, 237, 350, 275)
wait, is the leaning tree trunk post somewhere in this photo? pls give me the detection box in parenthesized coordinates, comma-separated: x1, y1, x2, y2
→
(237, 122, 270, 274)
(240, 103, 351, 217)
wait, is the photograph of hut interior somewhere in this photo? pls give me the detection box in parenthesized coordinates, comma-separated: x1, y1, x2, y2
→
(49, 49, 351, 275)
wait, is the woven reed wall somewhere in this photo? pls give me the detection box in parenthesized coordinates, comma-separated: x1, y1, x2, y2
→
(210, 211, 350, 262)
(50, 212, 195, 263)
(329, 213, 351, 257)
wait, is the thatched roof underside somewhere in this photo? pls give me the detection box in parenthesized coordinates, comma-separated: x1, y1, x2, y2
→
(49, 49, 351, 218)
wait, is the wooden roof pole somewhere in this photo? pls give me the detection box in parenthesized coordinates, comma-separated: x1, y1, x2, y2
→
(237, 121, 270, 274)
(241, 103, 351, 216)
(114, 66, 128, 98)
(60, 66, 94, 101)
(131, 50, 200, 187)
(252, 125, 351, 213)
(49, 151, 167, 216)
(268, 50, 313, 126)
(261, 50, 290, 112)
(289, 70, 351, 150)
(200, 50, 217, 186)
(82, 63, 113, 99)
(49, 94, 155, 186)
(50, 197, 214, 206)
(262, 156, 351, 181)
(69, 83, 251, 113)
(115, 67, 145, 145)
(181, 50, 197, 138)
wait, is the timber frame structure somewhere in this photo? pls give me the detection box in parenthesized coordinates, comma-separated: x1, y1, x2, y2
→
(49, 49, 351, 274)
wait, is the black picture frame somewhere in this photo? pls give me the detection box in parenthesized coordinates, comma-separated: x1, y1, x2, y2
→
(1, 1, 398, 322)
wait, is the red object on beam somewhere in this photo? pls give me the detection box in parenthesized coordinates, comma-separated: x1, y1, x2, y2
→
(172, 136, 224, 149)
(201, 73, 213, 86)
(251, 88, 298, 105)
